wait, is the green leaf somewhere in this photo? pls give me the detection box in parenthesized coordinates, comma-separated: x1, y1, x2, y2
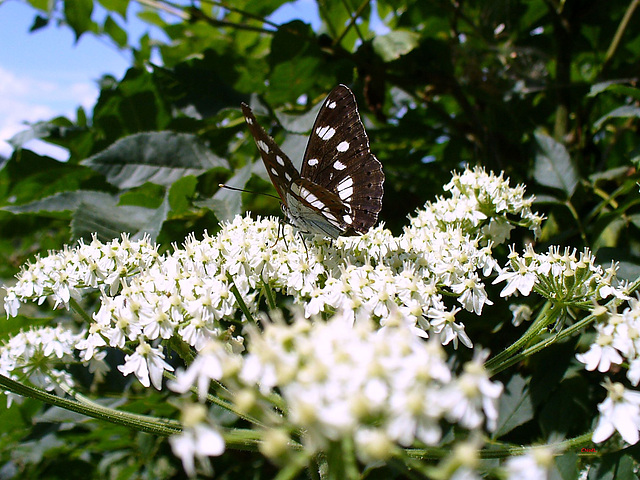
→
(493, 374, 534, 438)
(64, 0, 95, 41)
(82, 132, 228, 189)
(594, 106, 640, 130)
(26, 0, 50, 11)
(168, 175, 198, 216)
(554, 453, 579, 480)
(372, 30, 420, 62)
(275, 101, 323, 134)
(119, 183, 165, 208)
(71, 195, 170, 242)
(0, 151, 96, 206)
(97, 0, 129, 18)
(103, 15, 128, 48)
(3, 191, 115, 216)
(197, 163, 253, 222)
(29, 15, 49, 32)
(534, 131, 578, 196)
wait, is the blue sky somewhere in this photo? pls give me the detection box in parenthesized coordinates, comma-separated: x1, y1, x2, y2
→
(0, 1, 319, 160)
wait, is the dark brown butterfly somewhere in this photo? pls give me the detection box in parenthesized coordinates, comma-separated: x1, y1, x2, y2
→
(241, 85, 384, 239)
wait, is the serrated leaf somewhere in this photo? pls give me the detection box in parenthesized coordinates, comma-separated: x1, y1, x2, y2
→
(197, 163, 253, 222)
(373, 30, 420, 62)
(71, 195, 169, 242)
(534, 131, 578, 196)
(493, 374, 534, 438)
(82, 132, 228, 189)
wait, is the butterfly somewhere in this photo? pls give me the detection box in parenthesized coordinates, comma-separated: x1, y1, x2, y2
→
(241, 84, 384, 239)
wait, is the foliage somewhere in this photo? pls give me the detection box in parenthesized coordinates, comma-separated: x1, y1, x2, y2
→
(1, 0, 640, 478)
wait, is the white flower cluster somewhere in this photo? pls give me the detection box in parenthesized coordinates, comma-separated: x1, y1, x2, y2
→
(494, 245, 627, 305)
(3, 234, 160, 317)
(3, 167, 542, 390)
(0, 325, 103, 407)
(170, 311, 503, 462)
(576, 298, 640, 445)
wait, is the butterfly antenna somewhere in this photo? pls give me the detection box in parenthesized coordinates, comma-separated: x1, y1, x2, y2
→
(218, 184, 281, 200)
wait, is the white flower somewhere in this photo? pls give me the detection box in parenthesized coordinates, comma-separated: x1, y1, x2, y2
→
(575, 323, 623, 373)
(510, 303, 533, 326)
(169, 403, 225, 477)
(592, 380, 640, 445)
(168, 341, 238, 402)
(442, 351, 502, 431)
(503, 446, 555, 480)
(117, 340, 174, 390)
(428, 306, 473, 349)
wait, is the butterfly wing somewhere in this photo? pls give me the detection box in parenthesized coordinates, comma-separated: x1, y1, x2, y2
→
(300, 84, 385, 235)
(241, 103, 300, 205)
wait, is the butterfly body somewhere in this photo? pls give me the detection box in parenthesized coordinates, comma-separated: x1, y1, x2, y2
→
(241, 85, 384, 239)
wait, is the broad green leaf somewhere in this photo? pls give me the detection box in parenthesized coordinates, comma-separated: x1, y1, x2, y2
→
(275, 100, 323, 134)
(26, 0, 50, 11)
(0, 151, 96, 206)
(197, 163, 253, 222)
(588, 81, 640, 100)
(554, 453, 579, 480)
(71, 195, 170, 242)
(594, 106, 640, 130)
(103, 15, 127, 48)
(373, 30, 420, 62)
(64, 0, 95, 40)
(97, 0, 129, 18)
(280, 133, 308, 171)
(493, 374, 534, 438)
(168, 175, 198, 215)
(534, 131, 578, 196)
(119, 183, 165, 208)
(82, 132, 228, 189)
(3, 191, 115, 216)
(8, 119, 75, 150)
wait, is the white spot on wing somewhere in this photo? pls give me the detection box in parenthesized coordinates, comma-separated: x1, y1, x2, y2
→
(316, 126, 336, 140)
(271, 168, 278, 176)
(334, 160, 347, 170)
(337, 141, 349, 152)
(257, 140, 269, 153)
(285, 172, 292, 181)
(276, 155, 285, 166)
(300, 186, 326, 210)
(343, 214, 353, 224)
(307, 158, 319, 167)
(337, 176, 354, 200)
(338, 185, 353, 200)
(337, 176, 353, 190)
(327, 101, 337, 109)
(245, 116, 253, 124)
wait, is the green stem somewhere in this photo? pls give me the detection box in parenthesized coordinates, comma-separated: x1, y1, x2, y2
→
(0, 372, 181, 436)
(484, 301, 554, 373)
(69, 297, 93, 324)
(405, 432, 594, 460)
(228, 273, 255, 323)
(262, 278, 277, 311)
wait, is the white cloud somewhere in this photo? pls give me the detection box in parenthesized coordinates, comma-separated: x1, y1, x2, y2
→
(0, 66, 99, 160)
